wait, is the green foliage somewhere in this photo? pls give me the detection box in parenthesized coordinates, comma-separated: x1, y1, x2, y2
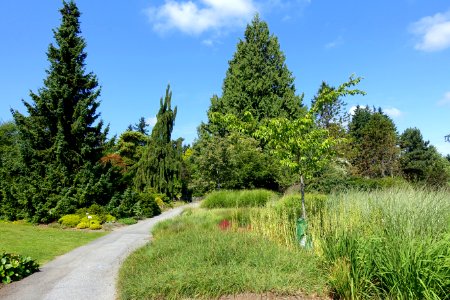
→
(107, 188, 161, 219)
(88, 220, 102, 230)
(4, 1, 120, 222)
(0, 252, 39, 284)
(0, 121, 22, 220)
(117, 218, 137, 225)
(255, 76, 364, 181)
(116, 130, 149, 169)
(190, 132, 284, 194)
(400, 127, 449, 187)
(204, 15, 304, 136)
(309, 188, 450, 299)
(134, 85, 183, 199)
(76, 222, 89, 229)
(58, 214, 81, 228)
(117, 208, 327, 299)
(349, 107, 399, 178)
(201, 189, 278, 209)
(132, 117, 149, 135)
(306, 174, 409, 193)
(311, 81, 349, 131)
(132, 192, 161, 219)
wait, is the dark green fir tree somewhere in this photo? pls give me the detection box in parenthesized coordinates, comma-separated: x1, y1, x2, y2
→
(10, 1, 111, 222)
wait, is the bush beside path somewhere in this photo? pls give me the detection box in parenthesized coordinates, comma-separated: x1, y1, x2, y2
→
(0, 203, 198, 300)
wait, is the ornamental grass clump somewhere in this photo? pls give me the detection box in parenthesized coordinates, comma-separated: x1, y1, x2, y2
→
(309, 187, 450, 299)
(201, 189, 278, 209)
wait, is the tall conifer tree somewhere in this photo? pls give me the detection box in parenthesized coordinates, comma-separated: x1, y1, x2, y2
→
(205, 15, 303, 135)
(11, 1, 109, 221)
(134, 85, 182, 199)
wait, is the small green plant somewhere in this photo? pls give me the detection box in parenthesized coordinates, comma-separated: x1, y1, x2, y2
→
(58, 214, 81, 228)
(118, 218, 137, 225)
(0, 252, 39, 284)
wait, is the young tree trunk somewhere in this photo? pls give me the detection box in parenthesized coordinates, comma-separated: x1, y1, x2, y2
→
(300, 175, 306, 219)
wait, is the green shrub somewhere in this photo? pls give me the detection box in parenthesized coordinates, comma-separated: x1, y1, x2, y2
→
(105, 214, 116, 223)
(306, 175, 408, 194)
(118, 218, 137, 225)
(201, 189, 277, 209)
(76, 222, 89, 229)
(58, 214, 81, 228)
(133, 193, 161, 219)
(0, 252, 39, 284)
(89, 220, 102, 230)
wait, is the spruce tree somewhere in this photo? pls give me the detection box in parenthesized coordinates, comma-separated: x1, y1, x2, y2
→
(206, 15, 303, 132)
(11, 1, 109, 221)
(134, 85, 182, 199)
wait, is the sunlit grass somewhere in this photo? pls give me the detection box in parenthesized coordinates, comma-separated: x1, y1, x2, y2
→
(0, 222, 107, 264)
(118, 208, 327, 299)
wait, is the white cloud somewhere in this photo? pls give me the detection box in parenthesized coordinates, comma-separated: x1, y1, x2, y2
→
(410, 11, 450, 52)
(325, 36, 344, 49)
(437, 91, 450, 106)
(145, 0, 257, 36)
(383, 107, 403, 118)
(146, 116, 158, 127)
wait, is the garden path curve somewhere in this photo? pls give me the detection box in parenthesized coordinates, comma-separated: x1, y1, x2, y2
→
(0, 202, 198, 300)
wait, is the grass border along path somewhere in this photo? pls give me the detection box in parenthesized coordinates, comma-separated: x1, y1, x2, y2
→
(118, 208, 328, 300)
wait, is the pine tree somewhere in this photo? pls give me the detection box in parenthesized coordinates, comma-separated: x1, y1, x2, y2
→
(10, 1, 110, 221)
(134, 85, 182, 199)
(206, 14, 303, 134)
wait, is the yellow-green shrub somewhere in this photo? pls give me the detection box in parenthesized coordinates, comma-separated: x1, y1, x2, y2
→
(76, 222, 89, 229)
(58, 214, 81, 228)
(89, 220, 102, 230)
(105, 214, 116, 222)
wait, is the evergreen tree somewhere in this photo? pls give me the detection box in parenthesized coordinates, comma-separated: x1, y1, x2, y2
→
(133, 117, 149, 135)
(349, 108, 399, 177)
(134, 85, 182, 199)
(10, 1, 111, 221)
(400, 128, 449, 186)
(205, 14, 303, 135)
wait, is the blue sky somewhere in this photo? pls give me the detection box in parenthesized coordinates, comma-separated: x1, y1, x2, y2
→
(1, 0, 450, 154)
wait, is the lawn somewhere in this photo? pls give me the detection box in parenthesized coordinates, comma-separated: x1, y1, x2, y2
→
(0, 222, 107, 264)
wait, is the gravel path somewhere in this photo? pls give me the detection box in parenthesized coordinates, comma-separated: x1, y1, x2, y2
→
(0, 203, 198, 300)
